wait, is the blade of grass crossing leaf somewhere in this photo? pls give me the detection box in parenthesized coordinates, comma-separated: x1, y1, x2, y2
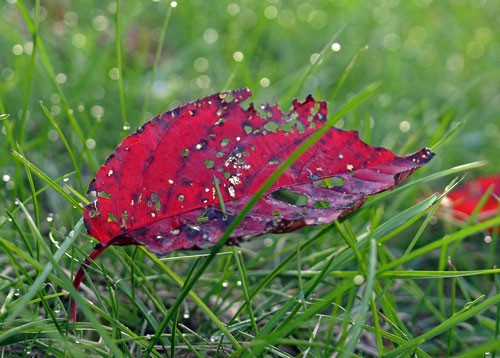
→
(213, 176, 227, 218)
(145, 82, 382, 353)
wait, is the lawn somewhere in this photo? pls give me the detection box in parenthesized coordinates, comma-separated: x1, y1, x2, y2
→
(1, 0, 499, 356)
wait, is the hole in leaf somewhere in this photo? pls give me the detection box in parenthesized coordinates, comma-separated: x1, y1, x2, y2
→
(98, 191, 111, 199)
(205, 159, 215, 169)
(221, 138, 230, 146)
(296, 121, 305, 134)
(271, 190, 308, 206)
(178, 195, 185, 202)
(182, 149, 189, 156)
(243, 125, 252, 134)
(313, 201, 331, 209)
(216, 152, 224, 158)
(88, 209, 98, 217)
(148, 193, 161, 211)
(264, 121, 279, 133)
(107, 213, 118, 222)
(314, 177, 344, 188)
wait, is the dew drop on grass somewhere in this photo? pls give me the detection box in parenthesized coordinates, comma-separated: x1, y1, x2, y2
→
(236, 280, 242, 286)
(46, 213, 54, 223)
(203, 28, 218, 44)
(85, 138, 96, 149)
(183, 312, 190, 319)
(484, 235, 492, 244)
(122, 122, 131, 131)
(56, 73, 67, 84)
(233, 51, 244, 62)
(331, 42, 341, 52)
(14, 289, 20, 297)
(353, 275, 365, 285)
(222, 281, 229, 288)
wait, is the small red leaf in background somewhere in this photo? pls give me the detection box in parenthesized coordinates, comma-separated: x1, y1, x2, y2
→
(442, 175, 500, 224)
(83, 88, 434, 254)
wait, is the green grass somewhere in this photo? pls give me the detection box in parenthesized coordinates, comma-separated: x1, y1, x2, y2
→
(1, 0, 500, 356)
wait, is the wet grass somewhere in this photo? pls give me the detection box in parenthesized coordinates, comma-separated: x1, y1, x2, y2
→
(1, 0, 500, 356)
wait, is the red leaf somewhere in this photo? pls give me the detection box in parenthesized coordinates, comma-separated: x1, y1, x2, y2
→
(83, 88, 434, 254)
(442, 175, 500, 223)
